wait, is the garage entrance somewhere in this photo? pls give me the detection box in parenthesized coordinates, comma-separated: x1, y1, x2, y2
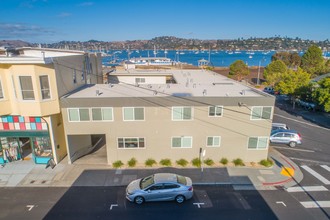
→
(68, 134, 107, 164)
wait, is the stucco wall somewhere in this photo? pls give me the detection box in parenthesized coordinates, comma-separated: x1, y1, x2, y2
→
(61, 96, 274, 164)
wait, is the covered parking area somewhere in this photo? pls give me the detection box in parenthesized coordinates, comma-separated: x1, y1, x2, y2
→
(67, 134, 107, 164)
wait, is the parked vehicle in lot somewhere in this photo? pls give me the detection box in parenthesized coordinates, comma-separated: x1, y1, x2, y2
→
(270, 129, 302, 148)
(126, 173, 193, 204)
(272, 123, 289, 131)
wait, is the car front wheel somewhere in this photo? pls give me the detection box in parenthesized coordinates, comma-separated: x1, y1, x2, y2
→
(289, 141, 297, 148)
(175, 195, 185, 204)
(134, 196, 144, 205)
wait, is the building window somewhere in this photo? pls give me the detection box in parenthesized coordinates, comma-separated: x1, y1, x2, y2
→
(248, 137, 268, 149)
(172, 136, 192, 148)
(135, 78, 146, 84)
(172, 107, 192, 120)
(209, 106, 223, 117)
(19, 76, 35, 100)
(118, 137, 145, 149)
(207, 136, 221, 147)
(0, 79, 3, 99)
(68, 108, 90, 122)
(251, 106, 272, 120)
(39, 75, 51, 100)
(123, 107, 144, 121)
(92, 108, 113, 121)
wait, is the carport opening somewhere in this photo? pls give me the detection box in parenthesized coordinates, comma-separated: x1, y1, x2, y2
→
(68, 134, 107, 164)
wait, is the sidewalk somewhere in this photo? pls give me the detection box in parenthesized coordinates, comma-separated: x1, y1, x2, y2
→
(0, 147, 302, 190)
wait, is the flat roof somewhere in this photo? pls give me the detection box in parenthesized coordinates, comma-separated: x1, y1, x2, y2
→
(64, 69, 268, 98)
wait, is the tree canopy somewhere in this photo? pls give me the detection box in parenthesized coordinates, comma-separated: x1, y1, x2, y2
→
(271, 51, 301, 68)
(263, 60, 287, 86)
(312, 77, 330, 112)
(301, 45, 325, 75)
(275, 67, 311, 97)
(229, 60, 250, 81)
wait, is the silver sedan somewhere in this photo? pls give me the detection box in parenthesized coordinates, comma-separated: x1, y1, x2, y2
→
(126, 173, 193, 204)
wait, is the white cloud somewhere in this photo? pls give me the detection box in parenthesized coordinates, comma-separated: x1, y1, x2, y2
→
(0, 23, 55, 39)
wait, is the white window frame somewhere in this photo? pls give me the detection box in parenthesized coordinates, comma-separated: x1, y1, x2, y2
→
(91, 107, 114, 121)
(247, 136, 269, 150)
(0, 77, 4, 99)
(123, 107, 145, 121)
(67, 108, 90, 122)
(117, 137, 146, 149)
(135, 78, 146, 84)
(19, 75, 35, 100)
(208, 105, 223, 117)
(250, 106, 273, 120)
(171, 136, 193, 148)
(172, 106, 193, 121)
(206, 136, 221, 147)
(39, 75, 51, 100)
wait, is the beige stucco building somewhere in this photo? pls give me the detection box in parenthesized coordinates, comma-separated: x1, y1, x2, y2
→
(0, 47, 102, 164)
(60, 69, 275, 165)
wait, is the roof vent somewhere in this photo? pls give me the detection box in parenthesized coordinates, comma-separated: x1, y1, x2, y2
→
(203, 89, 207, 96)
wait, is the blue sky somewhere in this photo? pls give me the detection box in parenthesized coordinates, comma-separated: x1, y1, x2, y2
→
(0, 0, 329, 43)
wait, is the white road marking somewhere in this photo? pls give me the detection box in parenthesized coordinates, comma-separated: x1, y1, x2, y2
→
(276, 201, 287, 207)
(300, 201, 330, 208)
(110, 204, 118, 210)
(301, 165, 330, 185)
(321, 165, 330, 172)
(26, 205, 35, 211)
(290, 157, 330, 165)
(273, 146, 314, 152)
(286, 186, 328, 192)
(273, 113, 330, 131)
(193, 203, 205, 208)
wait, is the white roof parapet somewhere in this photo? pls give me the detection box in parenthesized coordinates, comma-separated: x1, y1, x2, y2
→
(0, 56, 53, 64)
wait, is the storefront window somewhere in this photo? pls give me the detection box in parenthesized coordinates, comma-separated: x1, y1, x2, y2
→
(33, 137, 52, 157)
(0, 137, 21, 161)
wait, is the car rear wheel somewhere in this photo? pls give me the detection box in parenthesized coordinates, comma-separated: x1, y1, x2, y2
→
(289, 141, 297, 148)
(175, 195, 185, 204)
(134, 196, 144, 205)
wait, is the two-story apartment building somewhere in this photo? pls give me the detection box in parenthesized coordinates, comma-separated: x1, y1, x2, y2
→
(0, 47, 102, 164)
(60, 69, 275, 165)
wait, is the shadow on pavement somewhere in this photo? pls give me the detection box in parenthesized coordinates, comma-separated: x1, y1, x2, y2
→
(42, 168, 278, 220)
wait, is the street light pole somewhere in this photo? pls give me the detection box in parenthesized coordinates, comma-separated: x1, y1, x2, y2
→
(257, 60, 261, 86)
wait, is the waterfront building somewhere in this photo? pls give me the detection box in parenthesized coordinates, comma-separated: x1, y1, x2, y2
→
(0, 47, 102, 164)
(61, 68, 275, 165)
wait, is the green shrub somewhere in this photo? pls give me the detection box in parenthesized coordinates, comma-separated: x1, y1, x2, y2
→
(232, 158, 245, 166)
(127, 158, 137, 167)
(220, 158, 228, 165)
(259, 159, 274, 167)
(203, 158, 214, 166)
(191, 158, 202, 167)
(160, 158, 172, 166)
(112, 160, 124, 168)
(145, 158, 157, 167)
(176, 159, 188, 167)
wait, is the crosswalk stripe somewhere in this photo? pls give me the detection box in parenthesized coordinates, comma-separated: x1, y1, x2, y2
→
(286, 186, 328, 192)
(301, 165, 330, 185)
(300, 201, 330, 208)
(321, 165, 330, 172)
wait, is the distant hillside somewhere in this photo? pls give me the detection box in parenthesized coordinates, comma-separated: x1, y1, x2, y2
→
(0, 40, 32, 48)
(34, 36, 330, 51)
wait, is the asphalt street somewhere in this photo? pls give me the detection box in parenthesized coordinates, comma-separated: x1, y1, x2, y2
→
(272, 99, 330, 166)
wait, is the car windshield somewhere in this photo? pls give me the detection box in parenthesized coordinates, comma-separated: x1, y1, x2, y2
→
(140, 175, 154, 189)
(176, 175, 187, 185)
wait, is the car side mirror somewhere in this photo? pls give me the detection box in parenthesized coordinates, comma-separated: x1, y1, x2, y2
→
(147, 190, 151, 193)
